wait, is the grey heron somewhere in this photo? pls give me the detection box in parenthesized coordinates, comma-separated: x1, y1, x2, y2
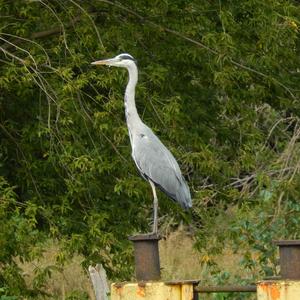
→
(92, 53, 192, 234)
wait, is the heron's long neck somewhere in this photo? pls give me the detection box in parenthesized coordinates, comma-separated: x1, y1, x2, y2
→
(124, 64, 141, 131)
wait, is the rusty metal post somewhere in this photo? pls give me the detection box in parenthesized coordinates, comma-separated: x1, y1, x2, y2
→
(129, 233, 161, 281)
(274, 240, 300, 280)
(111, 236, 199, 299)
(257, 240, 300, 300)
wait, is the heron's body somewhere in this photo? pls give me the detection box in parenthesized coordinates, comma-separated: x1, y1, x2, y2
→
(131, 121, 191, 209)
(92, 53, 192, 233)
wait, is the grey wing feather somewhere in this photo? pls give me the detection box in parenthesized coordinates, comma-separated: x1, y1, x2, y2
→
(131, 127, 192, 209)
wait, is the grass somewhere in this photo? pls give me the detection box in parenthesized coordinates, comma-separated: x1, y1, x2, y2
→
(159, 226, 203, 280)
(19, 241, 95, 299)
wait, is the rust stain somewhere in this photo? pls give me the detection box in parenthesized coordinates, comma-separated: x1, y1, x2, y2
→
(114, 286, 123, 296)
(113, 281, 126, 297)
(138, 281, 146, 287)
(260, 282, 269, 292)
(269, 285, 280, 300)
(114, 282, 126, 288)
(260, 283, 280, 300)
(137, 286, 146, 297)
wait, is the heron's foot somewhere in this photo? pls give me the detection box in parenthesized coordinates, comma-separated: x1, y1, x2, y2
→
(147, 219, 157, 235)
(152, 224, 158, 236)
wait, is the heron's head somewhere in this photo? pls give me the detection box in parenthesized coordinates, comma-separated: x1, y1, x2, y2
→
(91, 53, 136, 68)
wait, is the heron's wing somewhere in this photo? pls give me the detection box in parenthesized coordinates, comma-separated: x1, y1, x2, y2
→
(132, 129, 191, 209)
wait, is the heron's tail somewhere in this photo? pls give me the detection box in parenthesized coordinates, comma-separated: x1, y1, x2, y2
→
(176, 179, 192, 210)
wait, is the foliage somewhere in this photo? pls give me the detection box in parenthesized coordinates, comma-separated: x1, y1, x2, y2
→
(1, 0, 300, 298)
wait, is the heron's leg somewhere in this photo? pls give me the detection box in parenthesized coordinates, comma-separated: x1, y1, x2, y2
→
(149, 180, 158, 234)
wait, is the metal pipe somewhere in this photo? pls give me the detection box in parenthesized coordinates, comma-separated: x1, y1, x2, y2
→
(195, 285, 257, 293)
(274, 240, 300, 280)
(129, 233, 161, 281)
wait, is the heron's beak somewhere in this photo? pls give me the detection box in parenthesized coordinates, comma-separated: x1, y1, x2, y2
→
(91, 58, 114, 66)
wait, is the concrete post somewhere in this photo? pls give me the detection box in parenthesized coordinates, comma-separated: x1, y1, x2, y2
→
(111, 280, 198, 300)
(257, 281, 300, 300)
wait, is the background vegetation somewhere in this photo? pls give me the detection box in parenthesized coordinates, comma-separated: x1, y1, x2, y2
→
(1, 0, 300, 298)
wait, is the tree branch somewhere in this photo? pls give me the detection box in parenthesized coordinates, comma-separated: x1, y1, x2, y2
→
(99, 0, 297, 100)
